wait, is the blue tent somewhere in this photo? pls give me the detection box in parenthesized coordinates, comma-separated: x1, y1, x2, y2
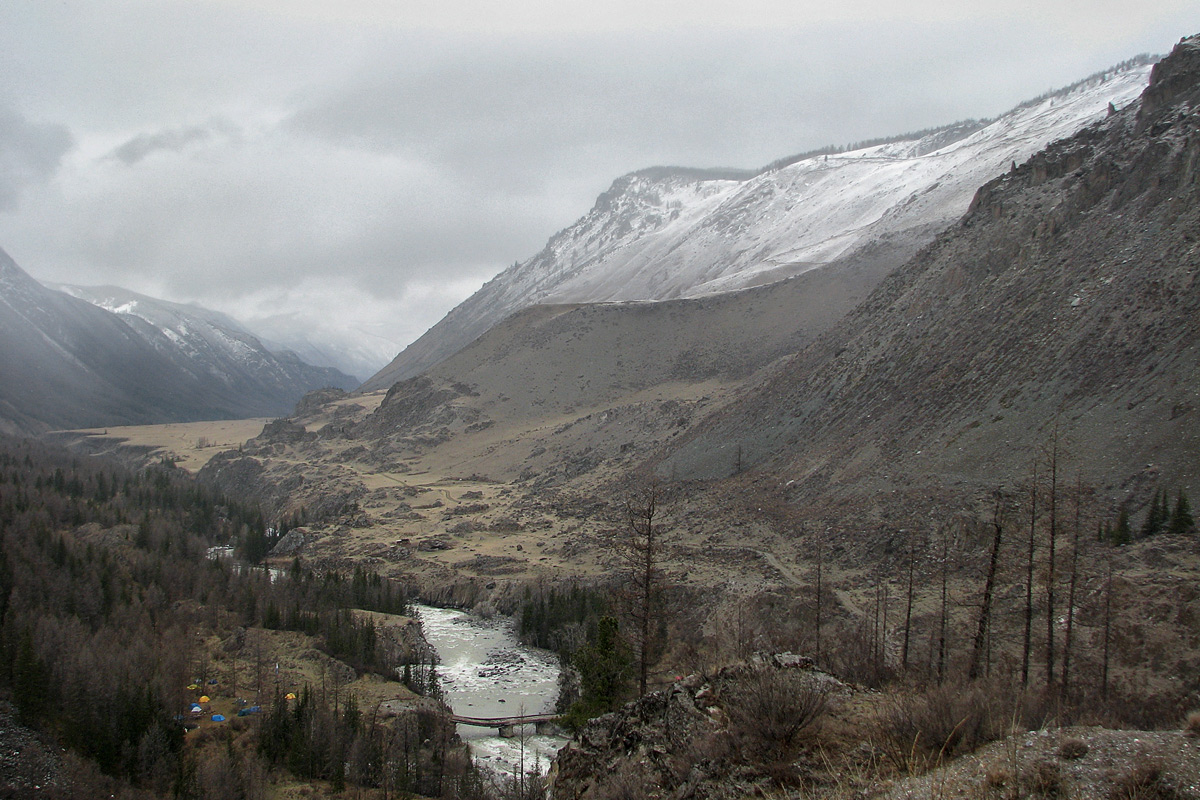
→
(211, 714, 226, 722)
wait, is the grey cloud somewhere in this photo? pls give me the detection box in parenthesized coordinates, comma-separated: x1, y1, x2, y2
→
(281, 20, 1073, 187)
(107, 119, 238, 165)
(1, 2, 1192, 364)
(0, 106, 73, 211)
(284, 31, 794, 176)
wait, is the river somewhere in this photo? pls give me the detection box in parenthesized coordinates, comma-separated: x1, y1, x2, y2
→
(412, 604, 569, 781)
(205, 545, 286, 582)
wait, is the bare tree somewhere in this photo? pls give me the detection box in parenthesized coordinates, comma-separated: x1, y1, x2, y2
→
(814, 528, 824, 664)
(936, 524, 954, 685)
(622, 479, 667, 697)
(1044, 428, 1062, 696)
(1061, 475, 1084, 705)
(1022, 461, 1039, 686)
(876, 573, 890, 676)
(902, 533, 918, 671)
(969, 493, 1005, 681)
(1102, 554, 1114, 701)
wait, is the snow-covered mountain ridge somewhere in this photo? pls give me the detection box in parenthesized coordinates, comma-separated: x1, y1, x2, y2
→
(0, 248, 358, 434)
(364, 57, 1154, 391)
(53, 284, 356, 392)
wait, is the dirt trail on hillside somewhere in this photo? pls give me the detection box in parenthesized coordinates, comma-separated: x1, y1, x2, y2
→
(708, 545, 866, 619)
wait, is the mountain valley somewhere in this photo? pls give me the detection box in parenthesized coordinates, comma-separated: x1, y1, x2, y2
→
(171, 40, 1200, 594)
(12, 34, 1200, 800)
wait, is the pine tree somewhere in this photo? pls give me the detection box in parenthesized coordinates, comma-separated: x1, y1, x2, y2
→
(1167, 489, 1195, 535)
(12, 628, 49, 725)
(1111, 507, 1132, 545)
(565, 616, 631, 728)
(1140, 488, 1169, 538)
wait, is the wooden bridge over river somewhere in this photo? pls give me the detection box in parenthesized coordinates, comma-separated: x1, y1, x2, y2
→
(449, 713, 561, 737)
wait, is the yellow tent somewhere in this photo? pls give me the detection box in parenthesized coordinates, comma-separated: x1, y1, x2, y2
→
(198, 695, 210, 703)
(187, 684, 200, 691)
(285, 692, 297, 700)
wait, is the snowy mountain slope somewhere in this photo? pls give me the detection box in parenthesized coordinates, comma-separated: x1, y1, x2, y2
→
(0, 249, 223, 433)
(0, 250, 357, 434)
(54, 284, 358, 393)
(364, 58, 1154, 391)
(659, 36, 1200, 520)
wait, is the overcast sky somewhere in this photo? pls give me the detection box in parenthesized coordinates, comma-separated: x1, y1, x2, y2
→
(1, 1, 1196, 374)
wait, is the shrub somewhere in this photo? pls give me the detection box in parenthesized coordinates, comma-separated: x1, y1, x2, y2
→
(592, 762, 649, 800)
(1059, 737, 1089, 760)
(1108, 760, 1190, 800)
(724, 668, 830, 759)
(984, 762, 1015, 792)
(1022, 759, 1064, 798)
(1184, 711, 1200, 737)
(876, 680, 1014, 772)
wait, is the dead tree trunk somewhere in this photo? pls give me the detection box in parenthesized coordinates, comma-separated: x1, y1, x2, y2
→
(814, 529, 824, 664)
(1102, 556, 1114, 701)
(1061, 476, 1083, 706)
(1022, 462, 1039, 686)
(937, 526, 951, 685)
(969, 494, 1004, 681)
(623, 481, 665, 697)
(1045, 432, 1060, 696)
(902, 536, 916, 671)
(879, 578, 890, 677)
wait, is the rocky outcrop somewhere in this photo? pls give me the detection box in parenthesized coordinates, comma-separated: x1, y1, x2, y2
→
(354, 376, 482, 441)
(1137, 35, 1200, 128)
(269, 529, 307, 557)
(256, 418, 316, 445)
(293, 387, 349, 417)
(198, 449, 366, 522)
(549, 654, 848, 800)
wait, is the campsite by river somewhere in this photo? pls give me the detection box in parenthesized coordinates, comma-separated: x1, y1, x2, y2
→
(204, 547, 570, 780)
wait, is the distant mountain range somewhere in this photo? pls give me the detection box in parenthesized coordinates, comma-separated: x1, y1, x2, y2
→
(364, 56, 1154, 391)
(238, 310, 399, 387)
(0, 250, 356, 434)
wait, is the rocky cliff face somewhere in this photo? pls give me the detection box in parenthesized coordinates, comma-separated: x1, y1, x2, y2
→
(661, 35, 1200, 522)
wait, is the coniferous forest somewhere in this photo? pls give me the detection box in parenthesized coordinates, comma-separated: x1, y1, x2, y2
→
(0, 435, 487, 799)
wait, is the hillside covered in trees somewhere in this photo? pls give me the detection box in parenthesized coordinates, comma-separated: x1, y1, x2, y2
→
(0, 435, 499, 798)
